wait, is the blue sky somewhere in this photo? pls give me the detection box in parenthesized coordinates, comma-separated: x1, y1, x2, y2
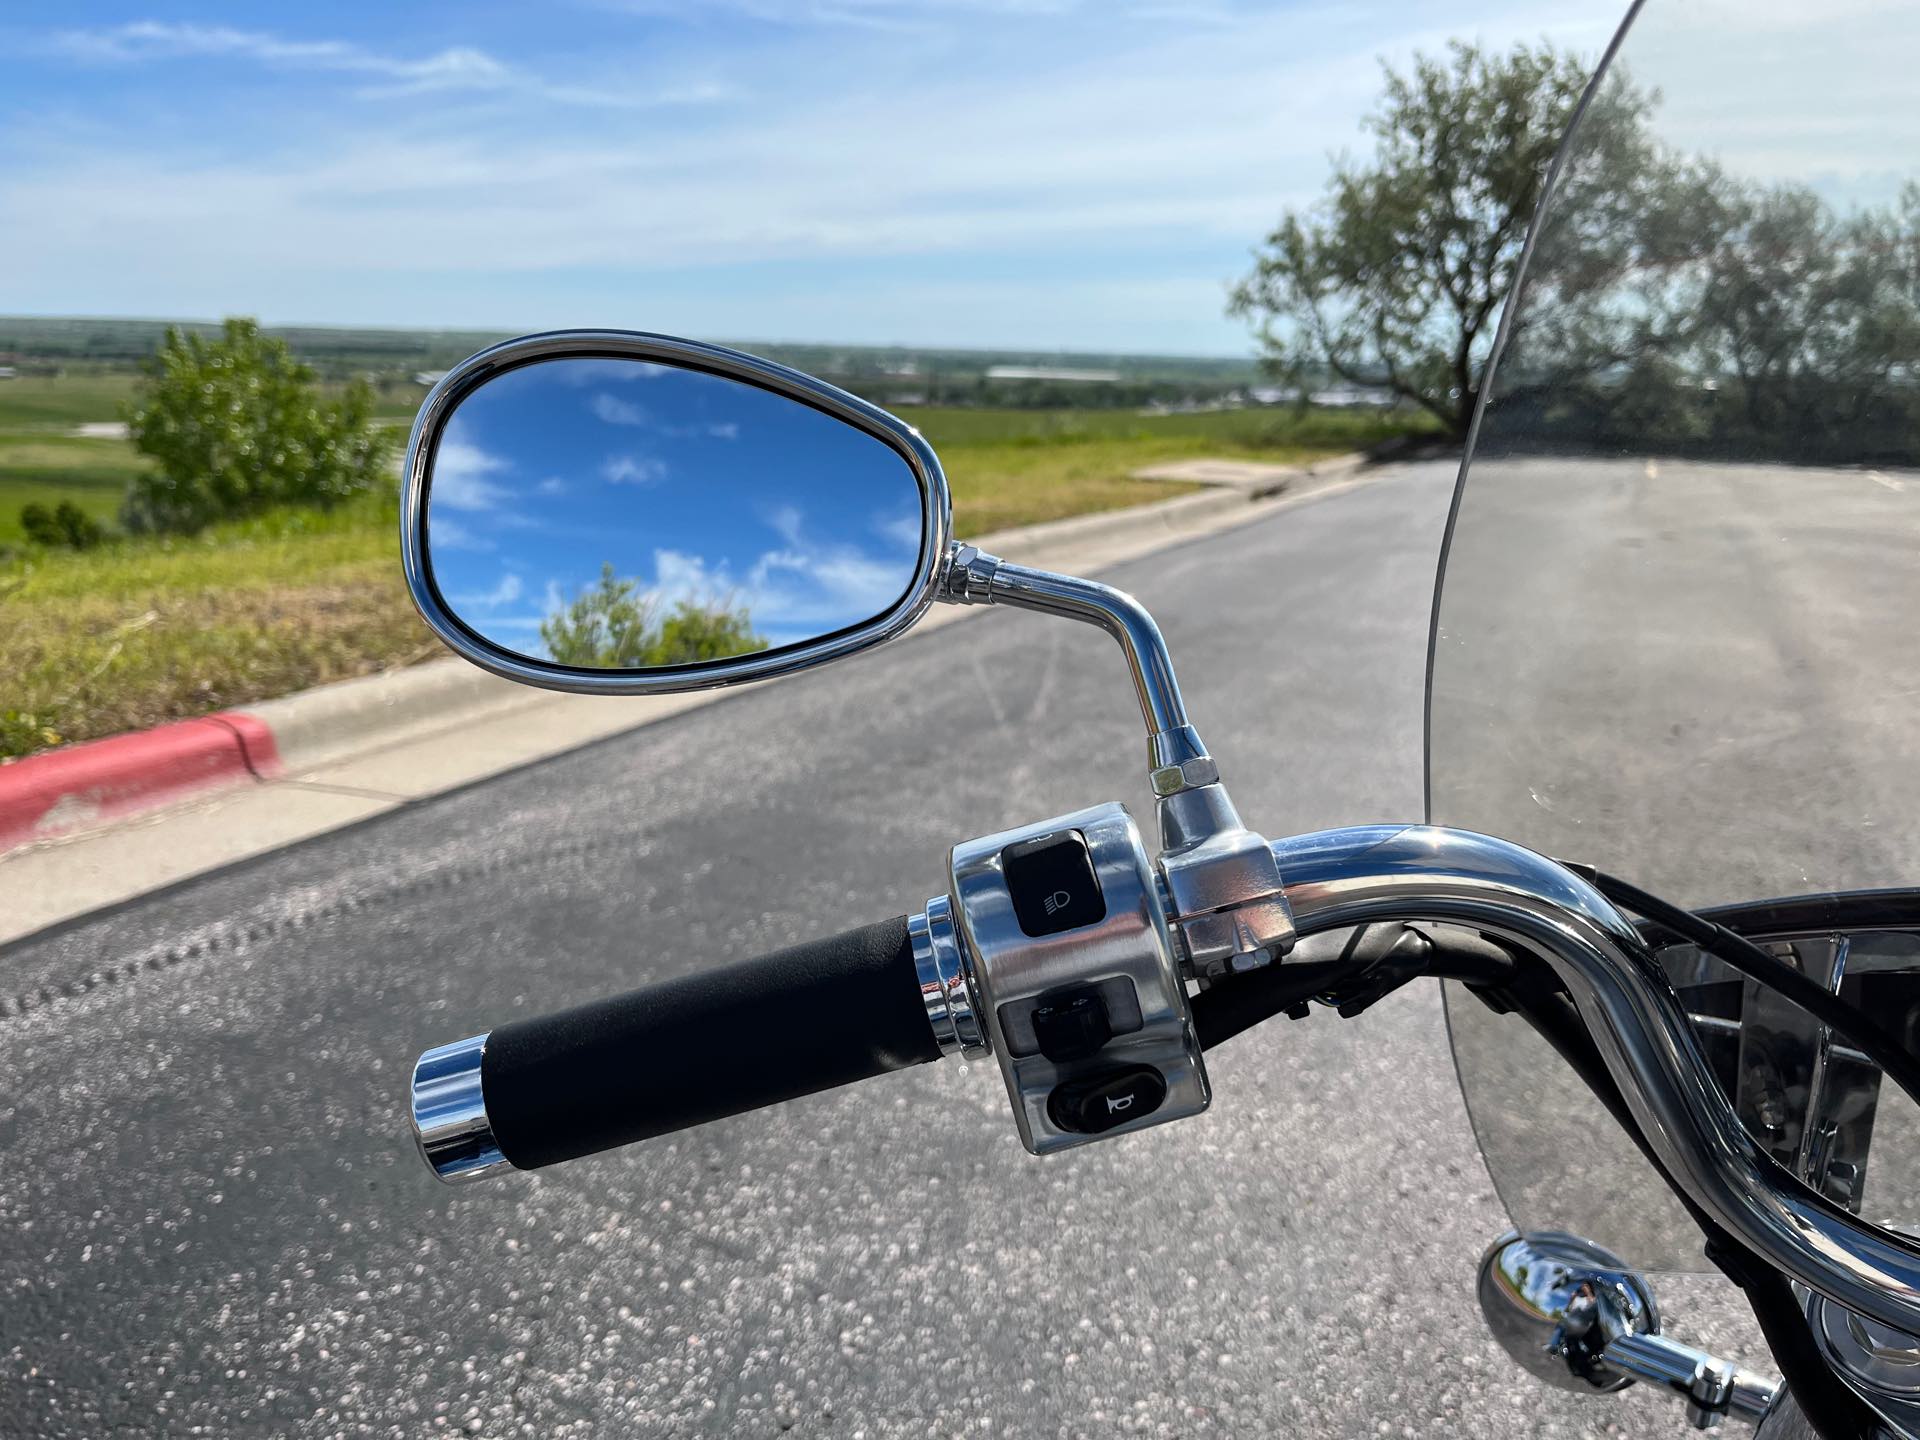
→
(3, 1, 1621, 355)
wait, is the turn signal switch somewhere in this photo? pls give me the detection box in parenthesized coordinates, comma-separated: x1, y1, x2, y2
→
(914, 801, 1210, 1154)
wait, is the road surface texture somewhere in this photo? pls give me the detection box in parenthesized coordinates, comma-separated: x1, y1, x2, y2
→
(3, 460, 1768, 1437)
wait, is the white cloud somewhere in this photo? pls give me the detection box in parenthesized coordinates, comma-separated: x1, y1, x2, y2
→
(432, 424, 514, 510)
(554, 360, 674, 385)
(428, 515, 494, 552)
(641, 514, 909, 638)
(765, 503, 806, 549)
(453, 572, 524, 607)
(536, 476, 568, 495)
(608, 0, 1093, 33)
(47, 21, 730, 110)
(873, 511, 921, 549)
(707, 422, 740, 440)
(603, 453, 667, 485)
(589, 391, 650, 426)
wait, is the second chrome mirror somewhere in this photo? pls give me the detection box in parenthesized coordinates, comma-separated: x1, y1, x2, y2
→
(402, 332, 949, 693)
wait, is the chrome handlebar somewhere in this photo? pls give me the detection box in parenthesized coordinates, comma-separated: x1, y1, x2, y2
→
(1275, 824, 1920, 1338)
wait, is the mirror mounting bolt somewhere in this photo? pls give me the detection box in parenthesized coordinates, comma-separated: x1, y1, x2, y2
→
(940, 543, 999, 606)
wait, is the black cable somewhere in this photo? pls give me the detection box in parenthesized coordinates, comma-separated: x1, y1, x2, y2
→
(1191, 923, 1518, 1050)
(1574, 865, 1920, 1113)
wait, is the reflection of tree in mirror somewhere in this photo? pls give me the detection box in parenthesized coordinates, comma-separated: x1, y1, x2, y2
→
(539, 563, 768, 669)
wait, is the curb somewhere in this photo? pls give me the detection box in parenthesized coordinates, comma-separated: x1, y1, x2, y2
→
(0, 453, 1380, 854)
(238, 654, 539, 775)
(0, 712, 280, 852)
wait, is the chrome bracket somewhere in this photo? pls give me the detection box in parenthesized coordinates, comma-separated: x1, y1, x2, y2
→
(1476, 1230, 1778, 1427)
(938, 541, 1293, 977)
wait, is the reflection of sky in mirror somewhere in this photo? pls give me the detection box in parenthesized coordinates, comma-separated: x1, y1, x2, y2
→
(424, 357, 923, 661)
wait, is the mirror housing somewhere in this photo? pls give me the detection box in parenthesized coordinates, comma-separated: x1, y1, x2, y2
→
(400, 330, 951, 695)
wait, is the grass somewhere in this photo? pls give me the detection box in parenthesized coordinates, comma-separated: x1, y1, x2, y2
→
(0, 372, 145, 428)
(0, 495, 423, 756)
(0, 373, 1430, 759)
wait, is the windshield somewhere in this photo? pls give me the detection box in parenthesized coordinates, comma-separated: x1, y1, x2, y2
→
(1430, 0, 1920, 1266)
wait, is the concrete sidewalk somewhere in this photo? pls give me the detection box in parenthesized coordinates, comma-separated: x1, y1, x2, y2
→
(0, 461, 1395, 944)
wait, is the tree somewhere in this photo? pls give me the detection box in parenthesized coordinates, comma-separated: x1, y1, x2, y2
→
(1230, 41, 1644, 436)
(1494, 113, 1920, 464)
(122, 318, 397, 533)
(540, 563, 767, 667)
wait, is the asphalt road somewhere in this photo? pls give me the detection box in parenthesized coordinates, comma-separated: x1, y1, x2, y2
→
(1, 460, 1765, 1438)
(1433, 455, 1920, 1269)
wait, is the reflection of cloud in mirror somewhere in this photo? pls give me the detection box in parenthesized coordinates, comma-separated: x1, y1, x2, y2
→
(536, 476, 567, 495)
(553, 359, 670, 386)
(873, 511, 920, 549)
(766, 503, 805, 548)
(602, 454, 666, 485)
(429, 515, 495, 552)
(626, 503, 919, 648)
(589, 391, 649, 426)
(453, 572, 523, 608)
(433, 420, 513, 510)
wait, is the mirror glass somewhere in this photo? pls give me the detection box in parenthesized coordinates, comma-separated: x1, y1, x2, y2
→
(422, 356, 926, 669)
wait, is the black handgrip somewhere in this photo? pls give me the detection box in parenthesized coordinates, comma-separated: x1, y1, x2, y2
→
(480, 915, 937, 1169)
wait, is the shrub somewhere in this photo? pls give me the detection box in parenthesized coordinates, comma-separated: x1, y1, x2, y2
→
(20, 499, 107, 549)
(123, 318, 398, 533)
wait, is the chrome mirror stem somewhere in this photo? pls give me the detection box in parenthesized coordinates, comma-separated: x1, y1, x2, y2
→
(1603, 1332, 1778, 1428)
(939, 542, 1211, 794)
(938, 542, 1295, 977)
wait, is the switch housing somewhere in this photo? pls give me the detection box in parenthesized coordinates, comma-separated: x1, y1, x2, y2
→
(947, 802, 1210, 1154)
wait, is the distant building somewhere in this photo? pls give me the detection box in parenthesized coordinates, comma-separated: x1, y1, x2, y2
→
(412, 370, 448, 387)
(1309, 386, 1396, 408)
(984, 365, 1121, 384)
(0, 366, 16, 380)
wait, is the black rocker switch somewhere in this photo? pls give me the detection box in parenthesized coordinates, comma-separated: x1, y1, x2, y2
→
(1002, 830, 1106, 938)
(1030, 987, 1113, 1062)
(1047, 1066, 1169, 1135)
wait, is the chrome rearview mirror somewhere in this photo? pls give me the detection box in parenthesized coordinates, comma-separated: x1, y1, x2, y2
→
(402, 331, 950, 694)
(403, 328, 1295, 978)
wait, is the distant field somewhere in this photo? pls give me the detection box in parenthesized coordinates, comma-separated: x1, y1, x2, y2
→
(0, 371, 422, 427)
(0, 371, 1428, 758)
(0, 372, 422, 543)
(0, 372, 143, 428)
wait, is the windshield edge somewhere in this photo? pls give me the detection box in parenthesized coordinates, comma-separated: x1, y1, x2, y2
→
(1420, 0, 1649, 824)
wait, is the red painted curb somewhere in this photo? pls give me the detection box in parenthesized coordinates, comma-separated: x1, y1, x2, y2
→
(0, 712, 282, 853)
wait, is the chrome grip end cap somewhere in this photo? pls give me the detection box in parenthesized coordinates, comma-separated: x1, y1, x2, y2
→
(411, 1033, 508, 1184)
